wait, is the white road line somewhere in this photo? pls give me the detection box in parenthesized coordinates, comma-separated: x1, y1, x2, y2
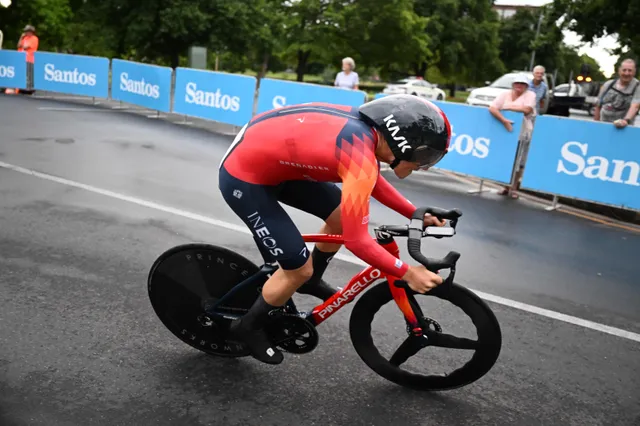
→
(1, 160, 639, 344)
(37, 107, 116, 112)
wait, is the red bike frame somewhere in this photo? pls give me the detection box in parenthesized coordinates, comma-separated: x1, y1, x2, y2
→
(302, 234, 420, 330)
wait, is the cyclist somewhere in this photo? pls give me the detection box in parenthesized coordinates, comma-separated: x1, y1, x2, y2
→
(219, 94, 452, 364)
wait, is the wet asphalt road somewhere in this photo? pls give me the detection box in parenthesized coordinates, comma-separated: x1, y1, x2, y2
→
(0, 96, 639, 426)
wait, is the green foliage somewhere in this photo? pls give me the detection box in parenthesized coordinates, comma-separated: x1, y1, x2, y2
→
(0, 0, 619, 86)
(551, 0, 640, 60)
(415, 0, 505, 85)
(0, 0, 72, 51)
(498, 6, 608, 84)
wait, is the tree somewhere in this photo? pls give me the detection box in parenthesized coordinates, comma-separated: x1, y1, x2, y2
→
(0, 0, 72, 51)
(336, 0, 430, 80)
(278, 0, 339, 81)
(551, 0, 640, 60)
(413, 0, 504, 87)
(496, 6, 605, 84)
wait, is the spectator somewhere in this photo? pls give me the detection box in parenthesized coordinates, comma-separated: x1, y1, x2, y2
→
(594, 58, 640, 128)
(489, 73, 537, 199)
(5, 25, 38, 95)
(334, 57, 359, 90)
(528, 65, 548, 115)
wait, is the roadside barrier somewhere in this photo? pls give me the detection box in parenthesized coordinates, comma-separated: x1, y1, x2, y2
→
(0, 51, 27, 90)
(33, 52, 109, 98)
(255, 78, 367, 114)
(522, 115, 640, 211)
(0, 51, 637, 212)
(111, 59, 172, 113)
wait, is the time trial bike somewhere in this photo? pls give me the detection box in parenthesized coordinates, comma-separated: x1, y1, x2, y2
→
(147, 206, 502, 391)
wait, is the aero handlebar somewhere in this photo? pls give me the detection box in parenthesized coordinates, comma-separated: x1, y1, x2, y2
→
(376, 206, 462, 293)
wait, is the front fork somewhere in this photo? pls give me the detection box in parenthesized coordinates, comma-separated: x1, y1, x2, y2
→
(377, 235, 427, 337)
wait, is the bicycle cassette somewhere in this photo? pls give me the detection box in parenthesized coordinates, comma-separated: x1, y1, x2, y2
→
(266, 314, 319, 354)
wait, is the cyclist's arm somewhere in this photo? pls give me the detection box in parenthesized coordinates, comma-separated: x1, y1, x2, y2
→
(371, 173, 416, 219)
(338, 159, 410, 278)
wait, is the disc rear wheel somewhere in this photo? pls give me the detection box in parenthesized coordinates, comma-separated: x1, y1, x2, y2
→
(148, 244, 264, 357)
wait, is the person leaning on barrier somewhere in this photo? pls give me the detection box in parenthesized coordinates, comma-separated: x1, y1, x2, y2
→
(488, 73, 537, 199)
(334, 57, 359, 90)
(594, 58, 640, 129)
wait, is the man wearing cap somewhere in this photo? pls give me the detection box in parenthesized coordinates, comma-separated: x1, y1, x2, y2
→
(6, 25, 38, 94)
(489, 73, 537, 199)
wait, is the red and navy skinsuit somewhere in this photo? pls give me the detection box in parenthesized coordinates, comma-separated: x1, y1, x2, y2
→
(219, 102, 417, 277)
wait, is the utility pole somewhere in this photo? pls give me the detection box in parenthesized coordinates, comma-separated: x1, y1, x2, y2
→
(529, 11, 544, 71)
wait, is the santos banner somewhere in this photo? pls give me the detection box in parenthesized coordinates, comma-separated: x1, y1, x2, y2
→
(111, 59, 172, 112)
(432, 101, 522, 184)
(33, 52, 109, 98)
(173, 68, 256, 126)
(522, 116, 640, 210)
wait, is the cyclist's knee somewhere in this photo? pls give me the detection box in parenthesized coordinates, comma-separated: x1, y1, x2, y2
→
(323, 207, 342, 234)
(282, 255, 313, 284)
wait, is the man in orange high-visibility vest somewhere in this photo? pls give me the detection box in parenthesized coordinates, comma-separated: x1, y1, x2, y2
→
(6, 25, 38, 94)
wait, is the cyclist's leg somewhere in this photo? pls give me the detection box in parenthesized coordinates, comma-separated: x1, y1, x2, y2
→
(276, 181, 342, 300)
(219, 167, 313, 364)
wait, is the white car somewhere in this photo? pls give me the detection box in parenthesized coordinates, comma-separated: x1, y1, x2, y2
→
(383, 78, 447, 101)
(466, 71, 551, 114)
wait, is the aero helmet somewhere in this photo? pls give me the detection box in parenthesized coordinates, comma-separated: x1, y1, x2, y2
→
(358, 94, 451, 169)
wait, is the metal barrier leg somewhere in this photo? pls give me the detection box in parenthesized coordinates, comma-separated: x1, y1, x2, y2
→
(467, 179, 491, 194)
(545, 195, 561, 212)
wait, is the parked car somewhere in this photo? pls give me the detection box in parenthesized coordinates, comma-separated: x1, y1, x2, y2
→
(465, 71, 551, 114)
(550, 83, 598, 116)
(382, 77, 447, 101)
(546, 82, 587, 117)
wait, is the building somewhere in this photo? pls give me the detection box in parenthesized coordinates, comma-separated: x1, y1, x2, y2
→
(492, 1, 544, 19)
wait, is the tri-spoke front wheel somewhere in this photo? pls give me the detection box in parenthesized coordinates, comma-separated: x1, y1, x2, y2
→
(349, 281, 502, 391)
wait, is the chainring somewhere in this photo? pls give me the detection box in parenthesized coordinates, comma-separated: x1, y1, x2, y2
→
(266, 314, 319, 354)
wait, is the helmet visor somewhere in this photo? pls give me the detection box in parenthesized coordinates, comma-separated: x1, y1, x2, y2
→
(413, 145, 446, 169)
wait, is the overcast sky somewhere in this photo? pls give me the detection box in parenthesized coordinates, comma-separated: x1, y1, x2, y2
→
(494, 0, 620, 77)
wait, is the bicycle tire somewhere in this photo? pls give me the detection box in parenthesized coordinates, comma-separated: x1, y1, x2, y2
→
(349, 281, 502, 391)
(148, 243, 264, 358)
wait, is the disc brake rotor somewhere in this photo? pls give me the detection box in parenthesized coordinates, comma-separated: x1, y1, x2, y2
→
(406, 316, 442, 335)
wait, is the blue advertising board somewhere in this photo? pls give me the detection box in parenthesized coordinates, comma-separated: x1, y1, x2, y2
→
(111, 59, 172, 112)
(431, 101, 522, 184)
(33, 52, 109, 98)
(522, 116, 640, 210)
(256, 78, 367, 114)
(173, 68, 256, 126)
(0, 51, 27, 90)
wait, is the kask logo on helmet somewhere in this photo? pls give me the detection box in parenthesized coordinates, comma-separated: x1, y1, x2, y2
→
(382, 114, 412, 153)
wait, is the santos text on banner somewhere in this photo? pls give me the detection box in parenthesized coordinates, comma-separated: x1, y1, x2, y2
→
(172, 68, 256, 126)
(0, 51, 27, 90)
(432, 102, 522, 184)
(111, 59, 172, 112)
(256, 78, 366, 114)
(33, 52, 109, 98)
(522, 116, 640, 211)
